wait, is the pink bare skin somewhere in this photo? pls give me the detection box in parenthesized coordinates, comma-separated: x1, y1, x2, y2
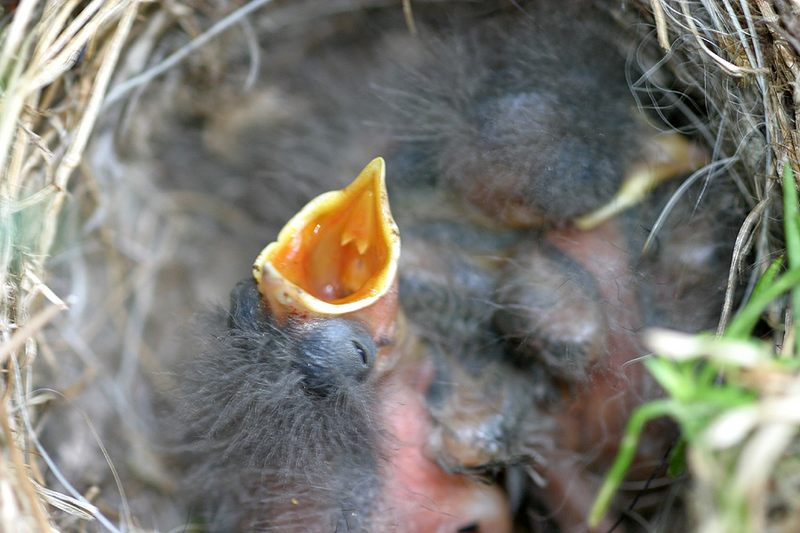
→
(534, 221, 675, 532)
(376, 344, 512, 533)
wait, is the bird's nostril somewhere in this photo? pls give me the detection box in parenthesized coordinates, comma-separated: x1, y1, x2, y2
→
(457, 523, 480, 532)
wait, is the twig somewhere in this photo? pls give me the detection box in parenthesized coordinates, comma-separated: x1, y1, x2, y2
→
(0, 392, 50, 531)
(9, 354, 122, 533)
(403, 0, 418, 35)
(0, 303, 67, 367)
(37, 0, 140, 270)
(679, 0, 761, 76)
(651, 0, 669, 50)
(104, 0, 277, 107)
(642, 157, 737, 254)
(0, 0, 40, 80)
(717, 196, 771, 335)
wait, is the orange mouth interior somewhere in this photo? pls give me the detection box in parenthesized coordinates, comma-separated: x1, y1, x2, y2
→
(256, 157, 398, 310)
(269, 186, 388, 304)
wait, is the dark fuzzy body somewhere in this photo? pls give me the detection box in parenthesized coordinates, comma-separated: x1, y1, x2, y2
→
(175, 281, 382, 531)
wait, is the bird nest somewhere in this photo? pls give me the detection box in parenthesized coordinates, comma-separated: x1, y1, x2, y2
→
(0, 0, 797, 531)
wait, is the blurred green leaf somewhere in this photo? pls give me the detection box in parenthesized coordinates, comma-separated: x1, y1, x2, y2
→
(725, 266, 800, 339)
(750, 257, 784, 304)
(667, 438, 687, 477)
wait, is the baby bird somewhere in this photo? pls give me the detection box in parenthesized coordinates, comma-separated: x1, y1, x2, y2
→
(176, 280, 380, 530)
(176, 161, 511, 532)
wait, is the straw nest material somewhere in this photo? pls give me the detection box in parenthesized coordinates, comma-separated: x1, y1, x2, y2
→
(0, 0, 797, 531)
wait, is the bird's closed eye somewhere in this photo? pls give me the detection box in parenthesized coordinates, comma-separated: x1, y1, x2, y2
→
(289, 318, 377, 393)
(352, 340, 369, 367)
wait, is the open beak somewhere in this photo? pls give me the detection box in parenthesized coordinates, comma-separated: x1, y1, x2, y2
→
(252, 157, 401, 342)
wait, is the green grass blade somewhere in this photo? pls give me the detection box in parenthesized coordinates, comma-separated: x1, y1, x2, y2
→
(644, 357, 693, 401)
(750, 257, 784, 303)
(667, 437, 687, 477)
(725, 267, 800, 339)
(782, 163, 800, 354)
(588, 399, 678, 527)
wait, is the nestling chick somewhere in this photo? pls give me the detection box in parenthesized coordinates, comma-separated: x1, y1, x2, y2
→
(176, 279, 381, 531)
(176, 161, 511, 532)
